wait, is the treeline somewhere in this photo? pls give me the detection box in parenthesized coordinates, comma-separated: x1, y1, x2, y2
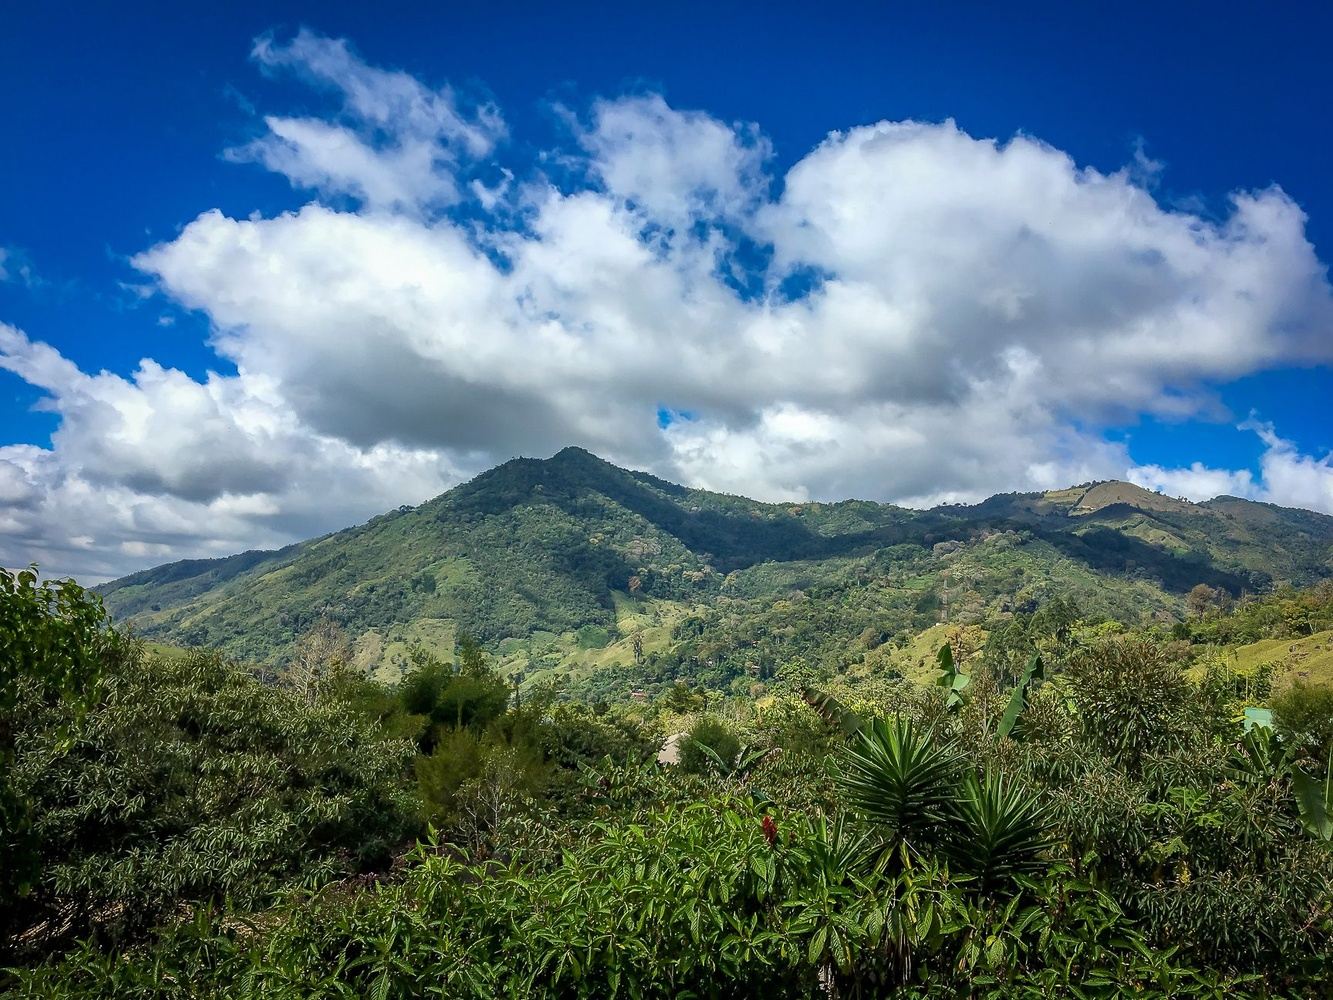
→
(1181, 580, 1333, 645)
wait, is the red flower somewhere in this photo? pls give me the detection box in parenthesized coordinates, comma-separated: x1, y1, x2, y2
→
(761, 815, 778, 847)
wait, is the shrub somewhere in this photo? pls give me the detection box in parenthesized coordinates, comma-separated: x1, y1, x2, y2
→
(6, 647, 418, 953)
(1062, 638, 1191, 766)
(6, 798, 1268, 998)
(678, 716, 741, 775)
(576, 624, 612, 649)
(1, 567, 131, 939)
(1272, 680, 1333, 762)
(398, 647, 509, 749)
(758, 695, 839, 757)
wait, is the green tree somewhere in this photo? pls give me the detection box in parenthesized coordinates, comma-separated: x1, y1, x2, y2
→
(7, 645, 417, 954)
(1, 567, 129, 931)
(399, 645, 509, 748)
(1062, 637, 1191, 766)
(1272, 680, 1333, 762)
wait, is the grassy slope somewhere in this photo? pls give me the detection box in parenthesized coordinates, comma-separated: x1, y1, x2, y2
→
(1228, 629, 1333, 691)
(494, 594, 696, 692)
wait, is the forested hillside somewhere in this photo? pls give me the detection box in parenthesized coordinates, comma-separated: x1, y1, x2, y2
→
(100, 448, 1333, 686)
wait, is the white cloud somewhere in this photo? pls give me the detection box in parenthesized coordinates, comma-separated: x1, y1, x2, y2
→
(0, 321, 462, 580)
(1128, 421, 1333, 514)
(1128, 461, 1258, 504)
(2, 32, 1332, 581)
(580, 94, 772, 227)
(1247, 421, 1333, 512)
(228, 29, 504, 213)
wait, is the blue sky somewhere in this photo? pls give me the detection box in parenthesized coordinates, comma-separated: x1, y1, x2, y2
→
(2, 1, 1331, 580)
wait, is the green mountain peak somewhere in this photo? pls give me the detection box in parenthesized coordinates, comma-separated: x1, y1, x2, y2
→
(98, 450, 1333, 680)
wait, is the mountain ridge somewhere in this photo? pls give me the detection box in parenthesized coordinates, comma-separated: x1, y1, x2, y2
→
(99, 448, 1333, 677)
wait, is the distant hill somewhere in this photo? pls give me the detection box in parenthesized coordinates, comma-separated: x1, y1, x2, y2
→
(100, 448, 1333, 678)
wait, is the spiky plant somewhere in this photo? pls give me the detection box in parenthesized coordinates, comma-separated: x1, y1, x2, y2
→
(838, 716, 960, 859)
(945, 769, 1053, 889)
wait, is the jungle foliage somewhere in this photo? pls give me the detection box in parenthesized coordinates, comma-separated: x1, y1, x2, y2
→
(6, 571, 1333, 997)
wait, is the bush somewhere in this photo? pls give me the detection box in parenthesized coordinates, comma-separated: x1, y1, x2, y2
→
(6, 799, 1272, 998)
(1, 568, 131, 940)
(538, 702, 656, 772)
(398, 647, 509, 749)
(758, 695, 839, 757)
(1272, 679, 1333, 761)
(576, 624, 612, 649)
(6, 647, 418, 954)
(1062, 638, 1191, 766)
(678, 716, 741, 775)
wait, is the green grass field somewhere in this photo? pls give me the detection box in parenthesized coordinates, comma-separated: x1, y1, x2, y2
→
(1227, 629, 1333, 691)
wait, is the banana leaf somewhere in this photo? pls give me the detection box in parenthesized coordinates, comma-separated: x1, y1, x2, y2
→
(997, 651, 1044, 739)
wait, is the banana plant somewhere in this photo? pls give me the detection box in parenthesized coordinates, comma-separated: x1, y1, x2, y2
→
(1241, 706, 1274, 733)
(935, 643, 970, 711)
(685, 737, 772, 780)
(1227, 725, 1288, 785)
(996, 651, 1044, 739)
(801, 686, 866, 737)
(1291, 757, 1333, 843)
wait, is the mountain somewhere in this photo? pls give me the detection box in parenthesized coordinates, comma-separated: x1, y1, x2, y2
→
(100, 447, 1333, 681)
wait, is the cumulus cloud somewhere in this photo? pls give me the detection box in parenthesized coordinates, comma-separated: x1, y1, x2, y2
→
(1127, 460, 1257, 504)
(580, 94, 772, 227)
(2, 30, 1332, 580)
(1248, 423, 1333, 513)
(0, 321, 462, 579)
(228, 29, 504, 212)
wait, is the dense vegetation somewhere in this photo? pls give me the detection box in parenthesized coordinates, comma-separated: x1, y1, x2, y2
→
(6, 563, 1333, 997)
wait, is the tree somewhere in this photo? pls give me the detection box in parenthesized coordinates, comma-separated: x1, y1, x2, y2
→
(678, 716, 741, 775)
(663, 682, 705, 714)
(287, 618, 352, 702)
(1187, 583, 1219, 618)
(7, 647, 417, 952)
(456, 632, 489, 675)
(455, 743, 548, 850)
(400, 645, 509, 749)
(1063, 637, 1191, 766)
(1272, 680, 1333, 761)
(2, 567, 128, 929)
